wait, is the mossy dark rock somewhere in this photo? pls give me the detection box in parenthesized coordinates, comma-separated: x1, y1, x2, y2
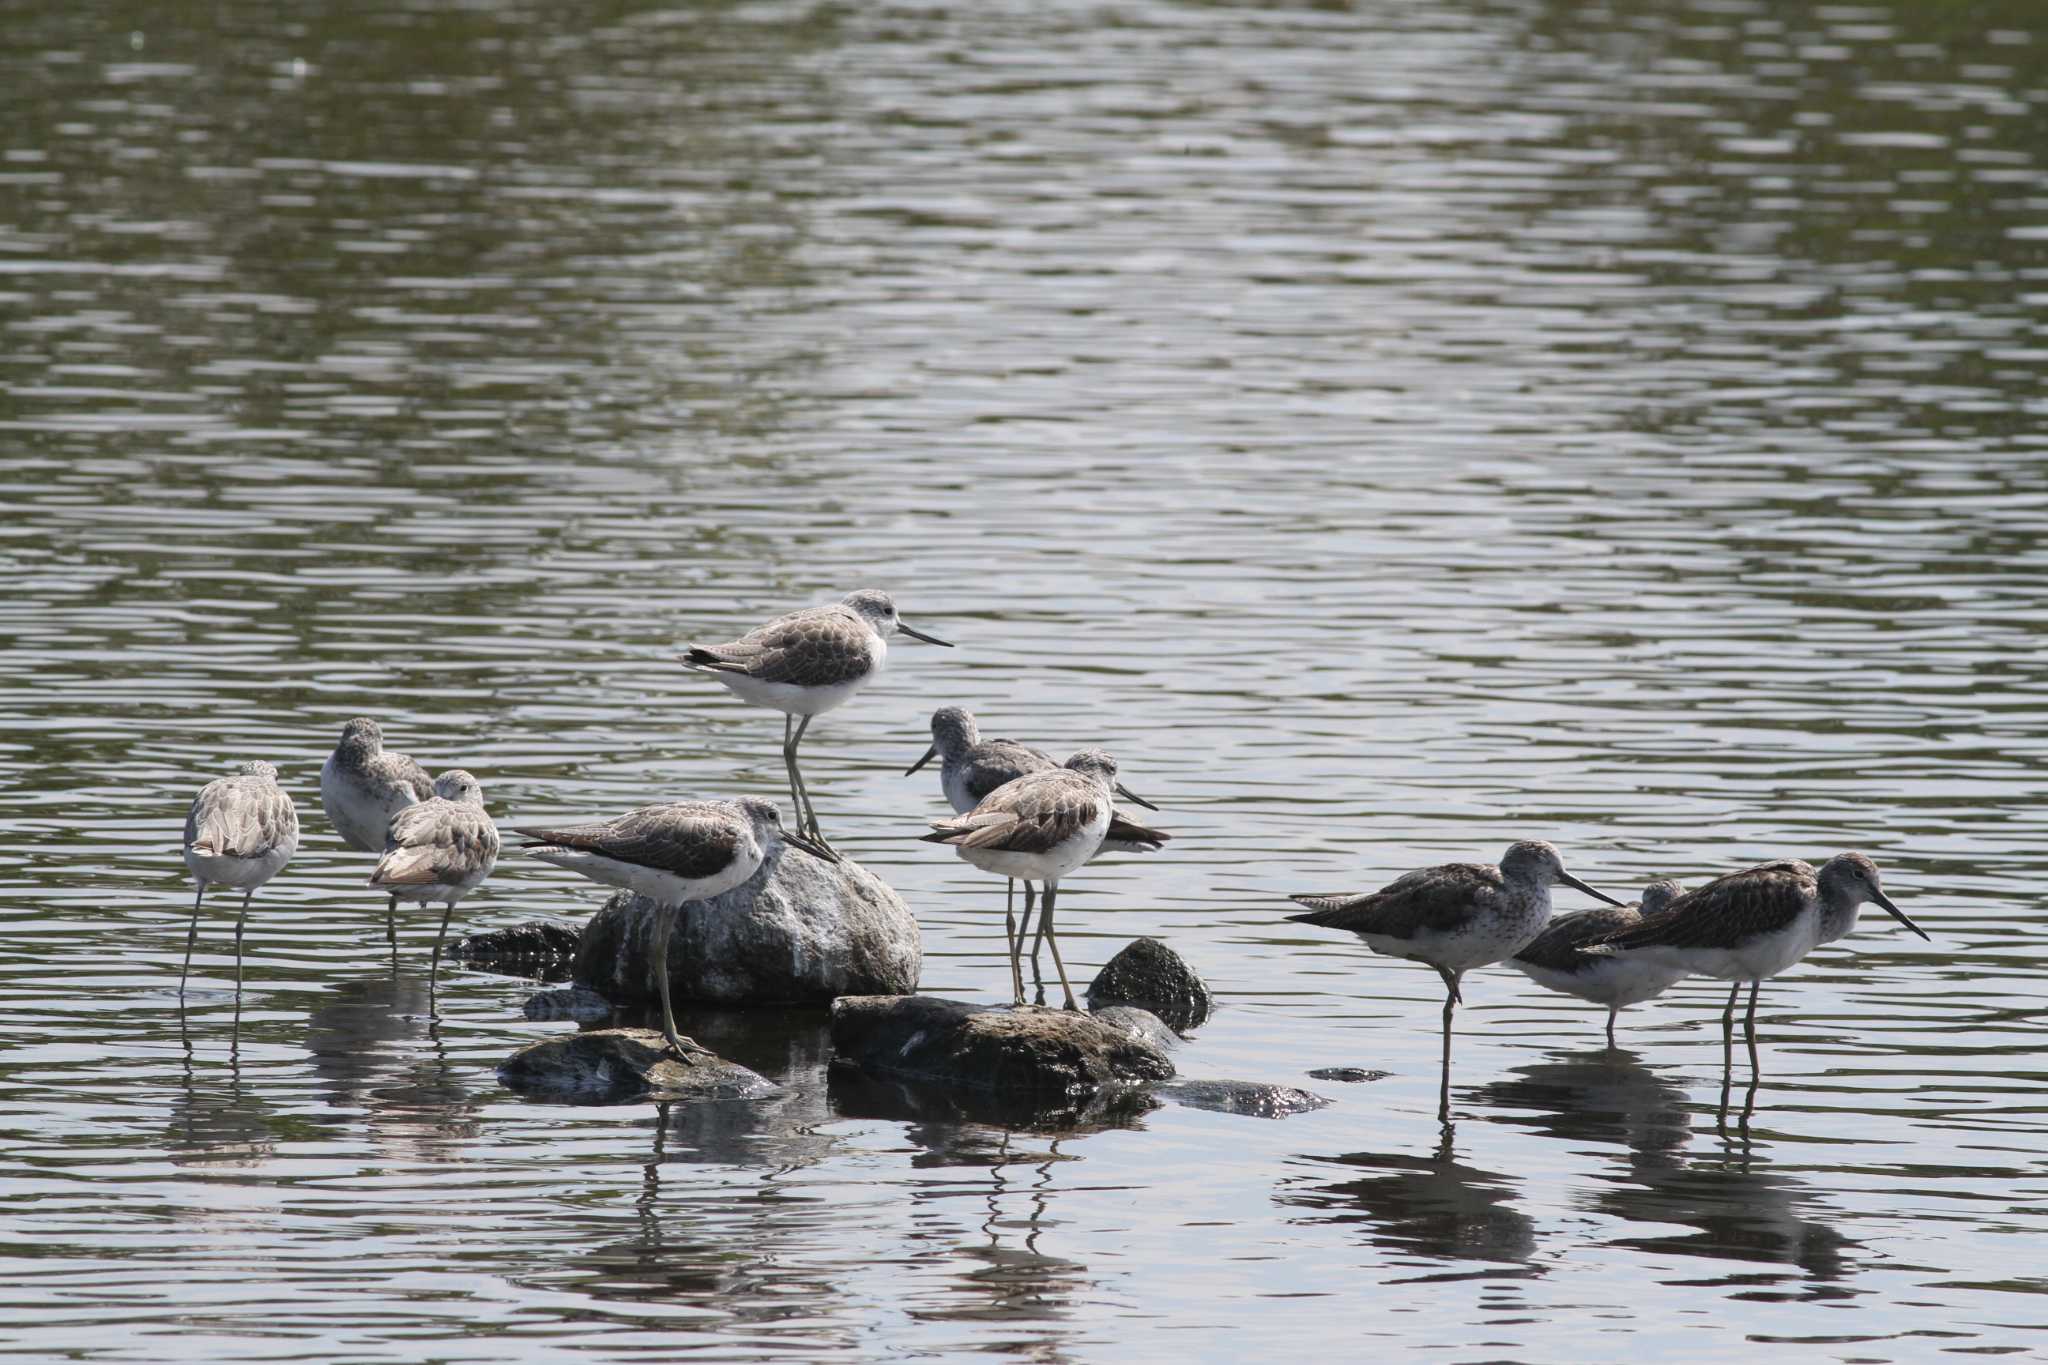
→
(498, 1027, 777, 1104)
(830, 995, 1175, 1097)
(522, 985, 615, 1025)
(1086, 938, 1214, 1033)
(1088, 1004, 1181, 1051)
(571, 851, 920, 1007)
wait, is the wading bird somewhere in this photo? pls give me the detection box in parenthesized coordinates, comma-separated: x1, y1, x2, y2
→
(320, 717, 435, 945)
(181, 761, 299, 995)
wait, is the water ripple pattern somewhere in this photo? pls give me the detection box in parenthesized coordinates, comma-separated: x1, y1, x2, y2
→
(2, 0, 2046, 1359)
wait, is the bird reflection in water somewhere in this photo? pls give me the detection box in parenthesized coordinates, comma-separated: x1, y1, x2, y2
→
(167, 999, 277, 1168)
(302, 969, 479, 1159)
(1280, 1126, 1539, 1272)
(907, 1129, 1090, 1339)
(1480, 1046, 1856, 1291)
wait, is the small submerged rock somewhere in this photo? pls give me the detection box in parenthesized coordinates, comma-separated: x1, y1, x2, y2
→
(1086, 938, 1214, 1033)
(498, 1027, 778, 1104)
(831, 995, 1175, 1097)
(450, 919, 582, 977)
(523, 985, 615, 1025)
(572, 851, 921, 1007)
(1156, 1079, 1331, 1118)
(1306, 1067, 1390, 1084)
(829, 1066, 1163, 1133)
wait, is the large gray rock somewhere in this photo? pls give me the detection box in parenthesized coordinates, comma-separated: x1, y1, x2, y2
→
(498, 1027, 778, 1104)
(1087, 938, 1214, 1033)
(571, 851, 920, 1007)
(830, 995, 1175, 1098)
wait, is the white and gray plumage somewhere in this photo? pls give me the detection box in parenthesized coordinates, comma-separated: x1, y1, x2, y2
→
(1512, 879, 1688, 1045)
(1288, 840, 1622, 1119)
(1590, 853, 1927, 1071)
(919, 748, 1134, 1010)
(906, 708, 1168, 1002)
(516, 797, 831, 1056)
(368, 769, 499, 1001)
(320, 717, 436, 946)
(679, 590, 952, 854)
(181, 760, 300, 995)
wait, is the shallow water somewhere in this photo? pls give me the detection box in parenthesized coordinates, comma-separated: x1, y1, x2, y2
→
(4, 0, 2047, 1358)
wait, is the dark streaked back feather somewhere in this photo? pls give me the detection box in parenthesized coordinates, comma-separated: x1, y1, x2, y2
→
(1513, 905, 1640, 972)
(1598, 861, 1815, 951)
(515, 802, 744, 881)
(961, 738, 1057, 804)
(1103, 809, 1170, 852)
(923, 770, 1110, 856)
(375, 799, 500, 885)
(1288, 862, 1502, 940)
(683, 606, 875, 689)
(186, 771, 298, 859)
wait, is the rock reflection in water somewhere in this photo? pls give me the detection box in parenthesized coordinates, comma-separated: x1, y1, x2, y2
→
(303, 970, 479, 1159)
(1280, 1129, 1538, 1269)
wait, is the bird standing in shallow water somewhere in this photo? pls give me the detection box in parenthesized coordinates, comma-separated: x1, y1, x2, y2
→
(1590, 852, 1927, 1073)
(680, 590, 951, 857)
(368, 769, 500, 1003)
(920, 748, 1136, 1010)
(181, 761, 299, 995)
(320, 717, 435, 946)
(517, 798, 832, 1057)
(906, 708, 1166, 1000)
(1288, 840, 1622, 1120)
(1511, 878, 1688, 1046)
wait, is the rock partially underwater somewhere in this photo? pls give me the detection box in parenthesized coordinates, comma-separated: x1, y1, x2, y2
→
(830, 995, 1176, 1098)
(497, 1027, 778, 1104)
(571, 851, 921, 1008)
(1087, 937, 1215, 1033)
(450, 918, 582, 978)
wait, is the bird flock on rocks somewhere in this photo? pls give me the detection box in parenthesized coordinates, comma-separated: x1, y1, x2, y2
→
(177, 587, 1931, 1109)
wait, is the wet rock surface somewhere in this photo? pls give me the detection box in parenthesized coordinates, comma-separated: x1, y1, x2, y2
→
(522, 985, 615, 1025)
(498, 1027, 779, 1104)
(829, 1066, 1163, 1133)
(830, 995, 1176, 1097)
(1086, 938, 1214, 1033)
(571, 850, 921, 1007)
(450, 919, 582, 979)
(1088, 1004, 1181, 1051)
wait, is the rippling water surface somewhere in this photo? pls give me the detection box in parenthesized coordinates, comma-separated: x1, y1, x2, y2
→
(4, 0, 2047, 1358)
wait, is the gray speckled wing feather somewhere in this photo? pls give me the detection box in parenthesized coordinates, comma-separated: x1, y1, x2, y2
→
(376, 800, 500, 885)
(925, 772, 1108, 857)
(514, 803, 741, 881)
(186, 774, 298, 859)
(1513, 905, 1640, 971)
(1598, 862, 1813, 951)
(1288, 862, 1502, 939)
(683, 607, 874, 689)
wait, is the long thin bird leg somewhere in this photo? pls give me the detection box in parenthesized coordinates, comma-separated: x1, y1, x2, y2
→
(1722, 981, 1740, 1072)
(781, 714, 802, 831)
(234, 890, 252, 995)
(1017, 882, 1036, 1006)
(428, 900, 454, 1014)
(1744, 980, 1761, 1075)
(786, 714, 835, 854)
(1039, 881, 1079, 1010)
(650, 904, 700, 1063)
(180, 883, 206, 996)
(386, 893, 397, 948)
(1003, 878, 1023, 1005)
(1029, 881, 1049, 974)
(1439, 976, 1457, 1123)
(1605, 1006, 1618, 1049)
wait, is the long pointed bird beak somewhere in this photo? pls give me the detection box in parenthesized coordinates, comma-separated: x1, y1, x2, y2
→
(1560, 872, 1625, 907)
(784, 829, 840, 864)
(1113, 781, 1158, 811)
(1872, 889, 1929, 940)
(898, 621, 952, 646)
(904, 743, 939, 777)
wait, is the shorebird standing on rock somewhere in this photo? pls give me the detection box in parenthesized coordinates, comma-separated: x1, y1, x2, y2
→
(1287, 840, 1622, 1119)
(181, 761, 299, 995)
(1589, 853, 1927, 1072)
(920, 748, 1142, 1010)
(680, 590, 951, 858)
(907, 708, 1167, 998)
(369, 769, 500, 1003)
(1512, 878, 1689, 1045)
(320, 717, 435, 946)
(517, 798, 833, 1058)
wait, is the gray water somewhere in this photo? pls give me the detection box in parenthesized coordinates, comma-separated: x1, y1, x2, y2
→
(4, 0, 2046, 1358)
